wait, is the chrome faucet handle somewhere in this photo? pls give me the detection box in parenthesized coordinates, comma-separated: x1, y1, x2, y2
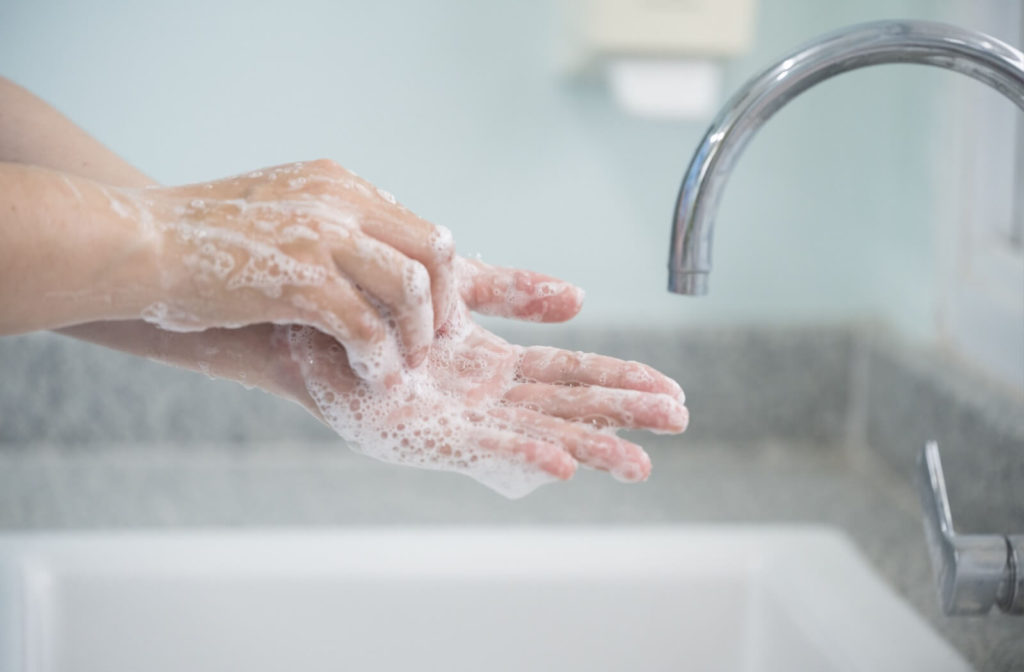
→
(917, 442, 1023, 615)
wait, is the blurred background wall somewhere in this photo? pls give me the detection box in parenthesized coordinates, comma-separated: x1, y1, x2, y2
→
(0, 0, 1020, 383)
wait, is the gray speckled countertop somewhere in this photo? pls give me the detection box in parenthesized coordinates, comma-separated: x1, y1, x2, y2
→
(1, 326, 1022, 670)
(1, 439, 1021, 669)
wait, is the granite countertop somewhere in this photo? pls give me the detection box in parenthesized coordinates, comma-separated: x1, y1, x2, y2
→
(1, 436, 1020, 669)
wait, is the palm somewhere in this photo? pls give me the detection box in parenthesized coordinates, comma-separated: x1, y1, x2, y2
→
(431, 321, 518, 402)
(285, 288, 687, 497)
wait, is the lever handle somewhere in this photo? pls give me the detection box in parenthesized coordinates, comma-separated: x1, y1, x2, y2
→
(916, 442, 1022, 615)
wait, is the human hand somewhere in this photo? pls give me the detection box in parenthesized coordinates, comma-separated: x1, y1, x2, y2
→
(124, 159, 455, 378)
(282, 258, 687, 497)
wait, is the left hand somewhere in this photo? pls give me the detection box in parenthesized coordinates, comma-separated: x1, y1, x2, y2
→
(283, 258, 687, 496)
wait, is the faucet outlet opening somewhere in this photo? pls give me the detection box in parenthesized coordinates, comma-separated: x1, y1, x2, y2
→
(668, 271, 709, 296)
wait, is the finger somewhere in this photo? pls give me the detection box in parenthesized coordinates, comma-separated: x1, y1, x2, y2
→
(471, 428, 577, 480)
(358, 209, 457, 332)
(488, 406, 651, 482)
(456, 257, 584, 323)
(289, 276, 402, 384)
(326, 229, 433, 367)
(518, 346, 684, 401)
(504, 383, 689, 433)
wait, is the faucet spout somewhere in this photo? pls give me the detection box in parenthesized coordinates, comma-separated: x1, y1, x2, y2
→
(668, 20, 1024, 295)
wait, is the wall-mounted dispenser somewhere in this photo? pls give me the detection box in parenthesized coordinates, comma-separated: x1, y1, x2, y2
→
(562, 0, 758, 119)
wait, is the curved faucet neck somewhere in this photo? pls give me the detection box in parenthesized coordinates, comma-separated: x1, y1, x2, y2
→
(668, 20, 1024, 295)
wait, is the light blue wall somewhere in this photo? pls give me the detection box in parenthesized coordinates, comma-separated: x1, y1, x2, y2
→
(0, 0, 974, 339)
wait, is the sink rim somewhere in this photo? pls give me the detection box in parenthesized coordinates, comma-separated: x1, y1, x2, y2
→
(0, 524, 971, 672)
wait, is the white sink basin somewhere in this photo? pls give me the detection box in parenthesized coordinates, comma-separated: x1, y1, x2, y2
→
(0, 527, 969, 672)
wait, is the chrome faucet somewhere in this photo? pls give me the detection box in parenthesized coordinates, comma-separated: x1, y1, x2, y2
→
(667, 20, 1024, 616)
(667, 20, 1024, 295)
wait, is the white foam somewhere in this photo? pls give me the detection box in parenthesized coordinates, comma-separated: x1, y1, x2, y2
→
(279, 224, 319, 242)
(184, 242, 236, 281)
(139, 301, 204, 331)
(159, 216, 329, 299)
(61, 175, 83, 201)
(428, 224, 454, 260)
(282, 310, 562, 499)
(354, 182, 374, 199)
(401, 262, 430, 305)
(106, 191, 139, 221)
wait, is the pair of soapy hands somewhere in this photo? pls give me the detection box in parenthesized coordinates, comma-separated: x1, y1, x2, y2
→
(97, 159, 688, 490)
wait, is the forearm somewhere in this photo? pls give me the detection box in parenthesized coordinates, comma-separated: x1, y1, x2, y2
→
(0, 78, 310, 405)
(0, 77, 166, 336)
(0, 78, 200, 366)
(0, 162, 163, 333)
(0, 76, 154, 188)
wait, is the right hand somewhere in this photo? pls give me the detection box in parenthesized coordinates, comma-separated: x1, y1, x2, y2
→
(276, 258, 686, 496)
(124, 159, 456, 378)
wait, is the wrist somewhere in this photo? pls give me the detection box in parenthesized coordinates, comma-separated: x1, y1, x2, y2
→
(89, 184, 167, 320)
(0, 165, 167, 332)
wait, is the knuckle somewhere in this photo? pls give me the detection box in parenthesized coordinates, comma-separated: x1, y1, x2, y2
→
(553, 350, 582, 374)
(334, 298, 385, 344)
(310, 158, 341, 173)
(353, 308, 386, 344)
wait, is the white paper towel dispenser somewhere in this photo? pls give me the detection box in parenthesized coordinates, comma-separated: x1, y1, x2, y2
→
(561, 0, 758, 119)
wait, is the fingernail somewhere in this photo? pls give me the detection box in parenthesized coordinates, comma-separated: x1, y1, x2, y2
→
(671, 403, 688, 430)
(661, 375, 685, 402)
(667, 403, 689, 433)
(545, 451, 577, 480)
(612, 452, 651, 483)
